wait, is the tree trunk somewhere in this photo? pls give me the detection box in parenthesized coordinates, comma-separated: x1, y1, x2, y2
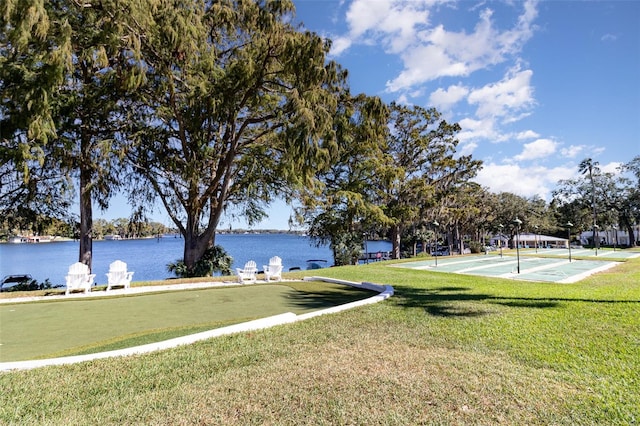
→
(78, 108, 94, 271)
(618, 212, 637, 247)
(79, 162, 93, 271)
(453, 222, 462, 254)
(183, 234, 211, 272)
(391, 224, 401, 259)
(77, 62, 97, 272)
(624, 223, 637, 247)
(182, 211, 217, 272)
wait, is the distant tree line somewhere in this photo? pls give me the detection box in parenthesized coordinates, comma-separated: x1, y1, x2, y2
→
(0, 216, 170, 241)
(90, 218, 170, 240)
(2, 1, 639, 275)
(1, 212, 75, 240)
(554, 158, 640, 248)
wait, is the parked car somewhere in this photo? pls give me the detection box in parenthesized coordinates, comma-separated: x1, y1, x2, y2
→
(432, 247, 450, 256)
(1, 274, 36, 292)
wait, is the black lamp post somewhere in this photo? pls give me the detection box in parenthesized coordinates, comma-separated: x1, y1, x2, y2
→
(534, 225, 539, 253)
(613, 225, 618, 252)
(565, 222, 573, 262)
(432, 220, 439, 267)
(594, 224, 599, 256)
(513, 217, 522, 274)
(363, 233, 368, 264)
(498, 224, 504, 259)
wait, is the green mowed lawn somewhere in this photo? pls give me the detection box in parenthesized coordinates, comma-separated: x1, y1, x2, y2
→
(0, 282, 373, 362)
(1, 254, 638, 424)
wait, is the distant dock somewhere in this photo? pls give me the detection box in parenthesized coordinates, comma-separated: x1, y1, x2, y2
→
(359, 251, 392, 263)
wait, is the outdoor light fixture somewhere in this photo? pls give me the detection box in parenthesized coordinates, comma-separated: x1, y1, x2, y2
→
(534, 225, 539, 253)
(512, 217, 522, 274)
(363, 233, 368, 264)
(498, 224, 504, 259)
(432, 220, 439, 267)
(565, 222, 573, 262)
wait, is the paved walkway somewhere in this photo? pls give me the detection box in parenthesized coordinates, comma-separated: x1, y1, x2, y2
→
(0, 279, 260, 304)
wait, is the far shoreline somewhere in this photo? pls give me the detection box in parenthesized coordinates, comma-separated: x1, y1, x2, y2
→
(1, 229, 306, 244)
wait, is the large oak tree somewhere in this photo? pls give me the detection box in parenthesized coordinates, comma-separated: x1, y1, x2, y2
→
(1, 0, 72, 233)
(296, 93, 390, 265)
(382, 103, 482, 259)
(126, 0, 346, 272)
(1, 0, 144, 270)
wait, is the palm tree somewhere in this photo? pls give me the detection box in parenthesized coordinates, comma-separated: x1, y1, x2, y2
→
(578, 158, 600, 247)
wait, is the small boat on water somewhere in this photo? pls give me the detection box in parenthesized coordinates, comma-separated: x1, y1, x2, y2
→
(1, 274, 34, 291)
(306, 259, 328, 270)
(8, 235, 52, 243)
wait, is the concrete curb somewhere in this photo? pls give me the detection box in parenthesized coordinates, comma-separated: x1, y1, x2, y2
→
(0, 280, 271, 304)
(0, 277, 393, 372)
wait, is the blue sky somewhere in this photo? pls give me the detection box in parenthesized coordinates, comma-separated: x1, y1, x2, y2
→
(100, 0, 639, 229)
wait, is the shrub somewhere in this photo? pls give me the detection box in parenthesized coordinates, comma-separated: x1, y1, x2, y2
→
(330, 231, 363, 266)
(469, 241, 483, 253)
(167, 245, 233, 278)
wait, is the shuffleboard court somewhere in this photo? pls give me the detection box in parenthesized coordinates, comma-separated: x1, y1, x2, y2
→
(522, 248, 640, 260)
(393, 254, 621, 284)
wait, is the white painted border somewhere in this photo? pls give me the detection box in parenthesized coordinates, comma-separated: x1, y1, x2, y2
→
(0, 277, 394, 371)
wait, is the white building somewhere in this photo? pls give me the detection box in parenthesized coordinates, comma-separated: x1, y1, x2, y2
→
(489, 233, 568, 249)
(579, 225, 639, 247)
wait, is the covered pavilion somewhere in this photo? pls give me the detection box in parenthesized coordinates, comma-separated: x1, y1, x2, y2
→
(489, 233, 568, 249)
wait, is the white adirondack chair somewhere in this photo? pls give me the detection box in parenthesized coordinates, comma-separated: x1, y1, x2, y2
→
(106, 260, 134, 291)
(263, 256, 283, 282)
(236, 260, 257, 284)
(65, 262, 96, 295)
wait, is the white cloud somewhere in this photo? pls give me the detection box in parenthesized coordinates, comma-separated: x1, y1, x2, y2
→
(475, 161, 626, 202)
(545, 165, 578, 183)
(457, 140, 478, 157)
(560, 144, 585, 159)
(438, 68, 536, 146)
(330, 36, 352, 56)
(600, 161, 622, 174)
(384, 0, 537, 92)
(516, 130, 539, 139)
(513, 138, 557, 161)
(387, 44, 468, 92)
(457, 117, 500, 143)
(395, 93, 411, 105)
(345, 0, 431, 52)
(334, 0, 538, 91)
(467, 68, 535, 119)
(429, 84, 469, 110)
(332, 0, 548, 167)
(473, 162, 574, 200)
(601, 33, 617, 42)
(502, 110, 532, 124)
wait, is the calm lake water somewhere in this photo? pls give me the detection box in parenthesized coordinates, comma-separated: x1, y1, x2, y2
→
(0, 234, 391, 285)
